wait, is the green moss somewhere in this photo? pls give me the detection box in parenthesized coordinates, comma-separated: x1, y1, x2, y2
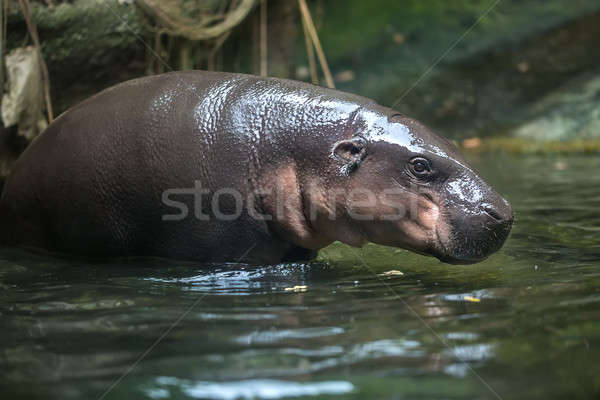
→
(461, 138, 600, 154)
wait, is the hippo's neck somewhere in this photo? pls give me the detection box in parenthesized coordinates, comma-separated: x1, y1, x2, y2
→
(224, 79, 383, 250)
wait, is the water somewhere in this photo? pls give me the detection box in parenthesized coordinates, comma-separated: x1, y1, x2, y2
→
(1, 153, 599, 400)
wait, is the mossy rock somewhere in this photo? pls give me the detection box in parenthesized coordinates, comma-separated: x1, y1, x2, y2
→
(7, 0, 148, 113)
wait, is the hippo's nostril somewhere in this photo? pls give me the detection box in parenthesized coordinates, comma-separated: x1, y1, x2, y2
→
(483, 205, 503, 222)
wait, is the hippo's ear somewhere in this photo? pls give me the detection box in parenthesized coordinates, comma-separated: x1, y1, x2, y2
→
(331, 138, 366, 176)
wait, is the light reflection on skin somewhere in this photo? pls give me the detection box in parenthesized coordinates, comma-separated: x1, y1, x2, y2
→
(447, 178, 484, 204)
(352, 108, 485, 182)
(358, 110, 438, 155)
(353, 108, 490, 211)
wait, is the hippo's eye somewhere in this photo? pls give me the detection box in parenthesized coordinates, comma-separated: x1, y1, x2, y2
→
(409, 157, 432, 178)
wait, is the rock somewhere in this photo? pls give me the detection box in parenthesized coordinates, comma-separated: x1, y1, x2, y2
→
(513, 74, 600, 141)
(6, 0, 147, 114)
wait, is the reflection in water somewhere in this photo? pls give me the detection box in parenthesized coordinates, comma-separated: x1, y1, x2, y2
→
(1, 155, 600, 399)
(236, 327, 345, 345)
(145, 377, 354, 400)
(143, 264, 316, 295)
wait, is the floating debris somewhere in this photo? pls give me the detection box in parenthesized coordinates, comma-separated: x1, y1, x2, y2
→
(441, 290, 493, 303)
(378, 270, 405, 277)
(284, 285, 307, 293)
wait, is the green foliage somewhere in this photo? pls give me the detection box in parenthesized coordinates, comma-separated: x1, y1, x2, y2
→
(317, 0, 600, 76)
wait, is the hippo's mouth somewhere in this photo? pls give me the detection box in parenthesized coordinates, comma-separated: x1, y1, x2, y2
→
(429, 213, 513, 265)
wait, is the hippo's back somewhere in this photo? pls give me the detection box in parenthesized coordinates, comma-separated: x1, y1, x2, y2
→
(0, 70, 378, 260)
(0, 72, 265, 258)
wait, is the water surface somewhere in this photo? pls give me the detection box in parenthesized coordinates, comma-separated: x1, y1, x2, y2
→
(1, 154, 599, 399)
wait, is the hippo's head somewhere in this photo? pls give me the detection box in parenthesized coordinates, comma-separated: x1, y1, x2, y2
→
(322, 109, 513, 264)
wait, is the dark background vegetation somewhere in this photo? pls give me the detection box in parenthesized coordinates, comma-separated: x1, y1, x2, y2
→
(5, 0, 600, 141)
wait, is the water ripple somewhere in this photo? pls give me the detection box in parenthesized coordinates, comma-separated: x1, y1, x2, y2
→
(145, 377, 354, 400)
(236, 327, 345, 345)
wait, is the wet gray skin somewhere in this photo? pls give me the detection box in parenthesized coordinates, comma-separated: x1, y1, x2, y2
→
(346, 111, 514, 264)
(0, 71, 512, 264)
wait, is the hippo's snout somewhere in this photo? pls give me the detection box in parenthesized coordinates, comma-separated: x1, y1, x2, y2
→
(481, 196, 514, 226)
(438, 191, 513, 265)
(480, 198, 514, 243)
